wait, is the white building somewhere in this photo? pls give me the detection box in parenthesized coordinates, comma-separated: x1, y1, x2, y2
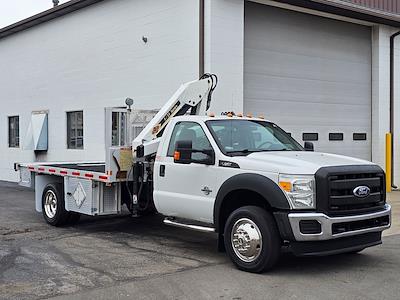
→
(1, 0, 400, 185)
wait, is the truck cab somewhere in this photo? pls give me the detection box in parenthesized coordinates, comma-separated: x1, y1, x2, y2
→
(154, 115, 391, 272)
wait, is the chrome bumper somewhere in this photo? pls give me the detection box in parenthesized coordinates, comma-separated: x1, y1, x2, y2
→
(288, 204, 391, 241)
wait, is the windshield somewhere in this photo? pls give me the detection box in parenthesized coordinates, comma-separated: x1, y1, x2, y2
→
(206, 119, 303, 156)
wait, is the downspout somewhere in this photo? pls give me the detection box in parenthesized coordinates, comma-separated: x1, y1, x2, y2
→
(389, 31, 400, 188)
(199, 0, 205, 77)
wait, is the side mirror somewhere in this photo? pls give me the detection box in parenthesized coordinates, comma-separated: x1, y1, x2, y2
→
(174, 140, 193, 164)
(174, 140, 215, 165)
(304, 142, 314, 152)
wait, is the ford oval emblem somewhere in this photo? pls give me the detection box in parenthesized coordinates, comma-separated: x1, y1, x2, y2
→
(353, 186, 370, 198)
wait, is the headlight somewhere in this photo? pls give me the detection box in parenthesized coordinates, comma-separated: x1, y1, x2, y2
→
(279, 174, 315, 209)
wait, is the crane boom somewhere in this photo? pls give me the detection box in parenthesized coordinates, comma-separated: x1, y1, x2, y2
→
(132, 74, 217, 158)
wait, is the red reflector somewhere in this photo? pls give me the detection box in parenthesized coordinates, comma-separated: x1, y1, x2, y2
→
(72, 172, 80, 176)
(85, 173, 94, 178)
(99, 175, 108, 180)
(60, 170, 68, 175)
(28, 167, 35, 170)
(38, 168, 45, 172)
(49, 169, 56, 173)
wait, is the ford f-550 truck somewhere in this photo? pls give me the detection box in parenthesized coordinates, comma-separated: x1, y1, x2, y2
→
(16, 74, 391, 273)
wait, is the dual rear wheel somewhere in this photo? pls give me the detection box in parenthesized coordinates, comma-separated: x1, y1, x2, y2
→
(42, 183, 80, 226)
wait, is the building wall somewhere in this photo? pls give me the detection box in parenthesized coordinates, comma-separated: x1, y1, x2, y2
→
(204, 0, 244, 114)
(0, 0, 199, 181)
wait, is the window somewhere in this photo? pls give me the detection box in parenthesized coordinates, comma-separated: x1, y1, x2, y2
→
(302, 133, 318, 141)
(329, 133, 344, 141)
(111, 111, 127, 146)
(67, 111, 84, 149)
(353, 133, 367, 141)
(167, 122, 213, 161)
(8, 116, 19, 148)
(206, 120, 303, 155)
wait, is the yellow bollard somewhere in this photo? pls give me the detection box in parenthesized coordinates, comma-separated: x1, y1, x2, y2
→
(386, 133, 392, 193)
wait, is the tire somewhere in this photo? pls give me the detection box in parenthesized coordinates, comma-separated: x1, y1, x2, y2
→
(224, 206, 281, 273)
(42, 183, 70, 226)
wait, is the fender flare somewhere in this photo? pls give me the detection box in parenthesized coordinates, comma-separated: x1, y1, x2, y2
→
(213, 173, 290, 233)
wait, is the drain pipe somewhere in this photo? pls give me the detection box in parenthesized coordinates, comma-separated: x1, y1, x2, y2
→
(389, 31, 400, 189)
(199, 0, 205, 77)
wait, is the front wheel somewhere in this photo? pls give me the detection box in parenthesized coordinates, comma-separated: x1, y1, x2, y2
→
(224, 206, 281, 273)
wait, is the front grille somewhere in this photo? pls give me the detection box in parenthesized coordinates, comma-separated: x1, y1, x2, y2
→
(316, 165, 386, 216)
(328, 173, 384, 212)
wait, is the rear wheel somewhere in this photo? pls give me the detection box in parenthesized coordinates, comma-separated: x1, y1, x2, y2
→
(42, 183, 70, 226)
(224, 206, 281, 273)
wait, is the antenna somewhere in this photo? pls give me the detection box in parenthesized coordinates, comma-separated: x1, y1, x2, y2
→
(53, 0, 60, 7)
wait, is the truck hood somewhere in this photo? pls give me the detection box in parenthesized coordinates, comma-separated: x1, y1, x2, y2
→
(232, 151, 374, 175)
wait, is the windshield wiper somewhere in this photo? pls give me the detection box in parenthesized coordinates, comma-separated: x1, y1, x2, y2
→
(226, 149, 253, 154)
(226, 149, 264, 155)
(226, 148, 291, 155)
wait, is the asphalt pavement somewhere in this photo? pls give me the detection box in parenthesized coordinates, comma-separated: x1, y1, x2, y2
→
(0, 181, 399, 300)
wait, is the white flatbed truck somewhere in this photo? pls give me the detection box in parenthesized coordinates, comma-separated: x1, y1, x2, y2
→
(16, 74, 391, 273)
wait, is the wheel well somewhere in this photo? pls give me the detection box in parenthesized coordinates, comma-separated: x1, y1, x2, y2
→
(218, 189, 271, 233)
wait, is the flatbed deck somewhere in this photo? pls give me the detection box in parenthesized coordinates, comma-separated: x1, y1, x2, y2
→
(42, 163, 105, 173)
(17, 161, 111, 183)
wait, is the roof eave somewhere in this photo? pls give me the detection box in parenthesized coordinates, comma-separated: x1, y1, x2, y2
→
(275, 0, 400, 27)
(0, 0, 105, 40)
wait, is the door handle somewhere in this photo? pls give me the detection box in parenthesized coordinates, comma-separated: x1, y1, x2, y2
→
(160, 165, 165, 177)
(201, 186, 212, 195)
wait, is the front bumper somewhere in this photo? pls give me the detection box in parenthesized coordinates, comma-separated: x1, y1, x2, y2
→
(287, 204, 391, 241)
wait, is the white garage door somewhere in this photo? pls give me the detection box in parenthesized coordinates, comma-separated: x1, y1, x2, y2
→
(244, 2, 372, 160)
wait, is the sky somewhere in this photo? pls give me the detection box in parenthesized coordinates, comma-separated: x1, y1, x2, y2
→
(0, 0, 69, 28)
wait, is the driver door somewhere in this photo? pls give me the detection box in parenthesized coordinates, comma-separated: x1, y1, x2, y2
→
(154, 121, 217, 224)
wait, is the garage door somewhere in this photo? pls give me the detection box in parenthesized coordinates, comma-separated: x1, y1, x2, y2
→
(244, 2, 372, 160)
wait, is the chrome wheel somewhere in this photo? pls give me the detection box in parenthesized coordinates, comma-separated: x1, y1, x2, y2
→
(44, 190, 57, 219)
(231, 218, 263, 263)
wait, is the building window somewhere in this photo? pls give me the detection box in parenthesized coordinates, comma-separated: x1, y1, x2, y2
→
(8, 116, 19, 148)
(67, 111, 84, 149)
(329, 133, 344, 141)
(302, 133, 318, 141)
(111, 111, 127, 146)
(353, 133, 367, 141)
